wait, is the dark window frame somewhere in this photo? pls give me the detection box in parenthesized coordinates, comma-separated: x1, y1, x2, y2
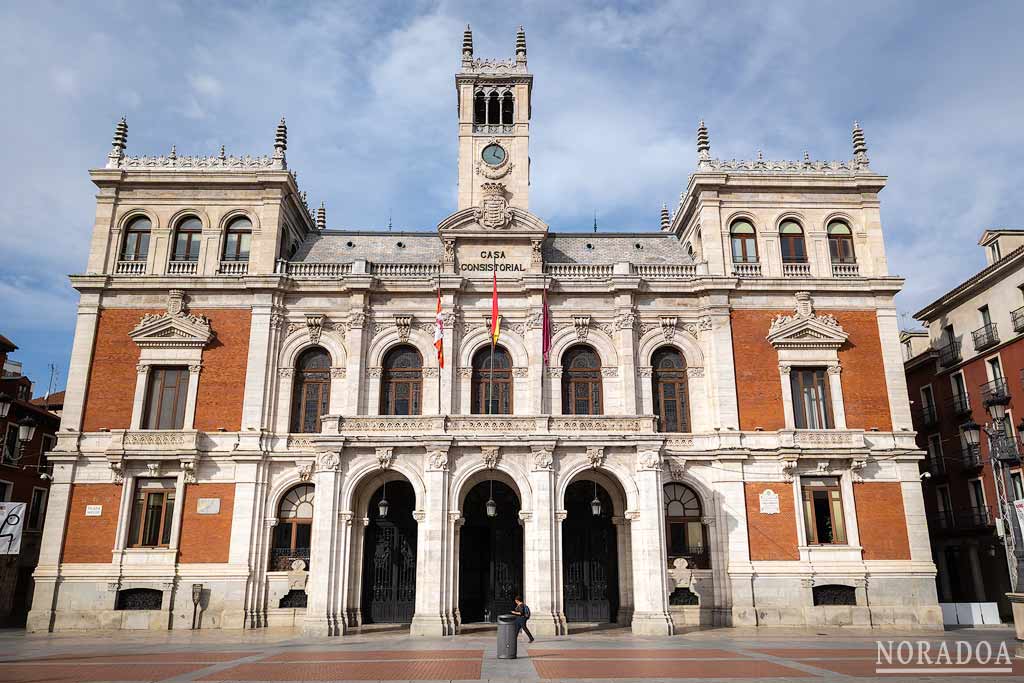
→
(801, 476, 847, 545)
(381, 345, 423, 416)
(171, 216, 203, 262)
(127, 479, 176, 548)
(471, 345, 513, 415)
(142, 367, 189, 430)
(222, 216, 252, 262)
(652, 347, 690, 432)
(779, 220, 807, 264)
(827, 221, 856, 264)
(561, 345, 603, 415)
(663, 483, 706, 565)
(730, 220, 758, 263)
(120, 216, 152, 261)
(791, 368, 834, 429)
(291, 348, 331, 434)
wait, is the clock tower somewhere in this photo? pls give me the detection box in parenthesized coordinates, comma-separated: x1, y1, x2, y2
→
(455, 25, 532, 212)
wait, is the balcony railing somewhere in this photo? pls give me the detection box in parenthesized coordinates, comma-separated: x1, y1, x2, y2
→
(782, 262, 812, 277)
(981, 377, 1010, 406)
(114, 260, 146, 276)
(930, 510, 955, 531)
(926, 456, 946, 476)
(937, 340, 962, 367)
(960, 444, 982, 468)
(831, 262, 860, 277)
(370, 262, 441, 278)
(546, 263, 614, 279)
(947, 392, 971, 416)
(669, 547, 710, 570)
(167, 260, 198, 275)
(279, 261, 353, 278)
(218, 260, 249, 275)
(957, 506, 993, 529)
(972, 323, 1000, 351)
(1013, 306, 1024, 334)
(270, 547, 310, 572)
(732, 262, 762, 277)
(633, 264, 698, 279)
(916, 403, 939, 428)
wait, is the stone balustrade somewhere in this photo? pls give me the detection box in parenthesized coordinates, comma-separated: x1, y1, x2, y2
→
(115, 260, 147, 276)
(166, 260, 198, 275)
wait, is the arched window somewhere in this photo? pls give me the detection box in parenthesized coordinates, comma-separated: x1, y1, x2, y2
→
(827, 221, 855, 263)
(474, 91, 487, 124)
(487, 92, 500, 124)
(381, 345, 422, 415)
(121, 216, 151, 261)
(779, 220, 806, 263)
(222, 216, 252, 262)
(271, 484, 313, 570)
(663, 483, 706, 567)
(172, 216, 203, 262)
(291, 348, 331, 433)
(472, 346, 512, 414)
(652, 347, 689, 432)
(562, 345, 602, 415)
(730, 220, 757, 263)
(501, 92, 514, 125)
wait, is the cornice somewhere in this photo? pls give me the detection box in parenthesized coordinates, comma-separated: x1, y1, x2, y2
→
(913, 245, 1024, 321)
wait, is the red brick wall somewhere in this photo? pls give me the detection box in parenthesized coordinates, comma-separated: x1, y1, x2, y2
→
(744, 482, 799, 560)
(178, 483, 235, 563)
(854, 482, 911, 560)
(81, 308, 251, 432)
(61, 484, 122, 563)
(731, 309, 893, 431)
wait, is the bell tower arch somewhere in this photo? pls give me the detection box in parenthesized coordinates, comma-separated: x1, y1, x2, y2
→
(456, 25, 532, 212)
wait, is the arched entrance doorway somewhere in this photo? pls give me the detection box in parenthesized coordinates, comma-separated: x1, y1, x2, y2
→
(458, 479, 522, 623)
(361, 479, 417, 624)
(562, 479, 619, 622)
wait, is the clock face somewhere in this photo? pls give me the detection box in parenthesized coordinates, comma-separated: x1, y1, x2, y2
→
(481, 143, 507, 166)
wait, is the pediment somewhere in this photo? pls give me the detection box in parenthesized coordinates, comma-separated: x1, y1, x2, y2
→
(437, 206, 549, 237)
(767, 314, 848, 349)
(130, 311, 213, 349)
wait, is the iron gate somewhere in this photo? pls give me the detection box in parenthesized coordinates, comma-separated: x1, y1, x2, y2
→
(361, 481, 417, 623)
(562, 480, 618, 622)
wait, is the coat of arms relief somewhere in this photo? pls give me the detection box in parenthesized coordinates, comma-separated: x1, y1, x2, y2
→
(473, 182, 514, 230)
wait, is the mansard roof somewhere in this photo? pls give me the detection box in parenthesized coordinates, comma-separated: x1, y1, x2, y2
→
(293, 230, 692, 265)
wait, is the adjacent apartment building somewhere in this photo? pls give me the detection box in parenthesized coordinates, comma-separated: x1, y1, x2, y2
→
(903, 229, 1024, 617)
(31, 27, 939, 636)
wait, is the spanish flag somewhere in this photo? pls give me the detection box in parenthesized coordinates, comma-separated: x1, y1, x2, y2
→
(490, 266, 501, 344)
(434, 286, 444, 369)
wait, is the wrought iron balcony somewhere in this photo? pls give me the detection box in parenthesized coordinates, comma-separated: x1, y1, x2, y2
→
(270, 547, 310, 572)
(960, 444, 982, 468)
(947, 392, 971, 416)
(957, 505, 993, 529)
(670, 547, 710, 570)
(972, 323, 1000, 351)
(937, 340, 962, 367)
(782, 262, 812, 277)
(732, 262, 762, 277)
(929, 510, 955, 531)
(981, 377, 1011, 406)
(831, 262, 860, 278)
(926, 455, 946, 476)
(916, 403, 940, 428)
(1014, 306, 1024, 334)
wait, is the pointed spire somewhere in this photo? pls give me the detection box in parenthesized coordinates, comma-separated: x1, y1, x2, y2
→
(219, 145, 226, 162)
(516, 25, 527, 64)
(660, 203, 671, 231)
(169, 144, 177, 161)
(593, 210, 598, 233)
(107, 116, 127, 168)
(696, 119, 711, 167)
(273, 117, 288, 169)
(316, 202, 326, 230)
(462, 24, 474, 66)
(852, 120, 869, 168)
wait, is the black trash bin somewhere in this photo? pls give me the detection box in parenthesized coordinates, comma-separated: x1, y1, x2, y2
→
(496, 613, 518, 659)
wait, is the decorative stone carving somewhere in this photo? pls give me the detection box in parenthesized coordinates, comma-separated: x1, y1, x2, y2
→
(130, 290, 212, 349)
(664, 457, 687, 481)
(667, 557, 693, 594)
(136, 364, 150, 375)
(188, 363, 202, 375)
(827, 364, 842, 375)
(638, 366, 653, 378)
(297, 462, 314, 482)
(546, 367, 563, 379)
(278, 367, 294, 378)
(375, 448, 394, 470)
(511, 366, 528, 378)
(330, 367, 346, 379)
(601, 367, 618, 378)
(348, 311, 367, 329)
(443, 239, 455, 264)
(767, 292, 848, 349)
(482, 446, 500, 470)
(422, 367, 439, 378)
(305, 314, 325, 345)
(473, 182, 513, 230)
(779, 364, 792, 376)
(456, 367, 473, 379)
(660, 316, 678, 340)
(586, 446, 605, 469)
(532, 447, 553, 471)
(573, 315, 591, 341)
(781, 457, 798, 483)
(119, 152, 276, 170)
(701, 515, 716, 527)
(181, 460, 196, 484)
(367, 366, 383, 378)
(109, 460, 124, 484)
(815, 460, 830, 474)
(287, 559, 309, 589)
(687, 367, 704, 378)
(426, 448, 449, 471)
(851, 456, 868, 482)
(637, 449, 661, 471)
(526, 310, 544, 330)
(146, 462, 161, 477)
(615, 310, 637, 331)
(394, 315, 412, 342)
(316, 451, 340, 472)
(531, 239, 543, 265)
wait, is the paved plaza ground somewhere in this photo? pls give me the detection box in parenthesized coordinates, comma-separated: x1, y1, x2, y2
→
(1, 625, 1023, 682)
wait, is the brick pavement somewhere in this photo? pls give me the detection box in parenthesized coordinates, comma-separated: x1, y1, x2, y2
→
(1, 627, 1023, 681)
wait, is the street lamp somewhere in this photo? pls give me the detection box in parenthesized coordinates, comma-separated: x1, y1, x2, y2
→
(980, 392, 1024, 593)
(17, 415, 37, 444)
(485, 479, 497, 518)
(378, 479, 389, 518)
(590, 480, 602, 517)
(0, 392, 12, 419)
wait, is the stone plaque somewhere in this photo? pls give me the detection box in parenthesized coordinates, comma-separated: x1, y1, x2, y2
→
(85, 504, 103, 517)
(197, 498, 221, 515)
(759, 489, 780, 515)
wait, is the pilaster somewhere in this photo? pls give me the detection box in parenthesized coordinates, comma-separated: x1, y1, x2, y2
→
(629, 448, 674, 635)
(410, 446, 455, 635)
(60, 292, 102, 432)
(304, 451, 344, 635)
(26, 455, 78, 632)
(524, 446, 565, 635)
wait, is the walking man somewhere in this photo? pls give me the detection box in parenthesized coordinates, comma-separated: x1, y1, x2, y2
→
(511, 596, 534, 643)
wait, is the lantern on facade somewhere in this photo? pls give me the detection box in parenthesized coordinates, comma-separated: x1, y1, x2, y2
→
(378, 480, 389, 518)
(17, 415, 36, 444)
(485, 479, 497, 518)
(590, 480, 601, 517)
(960, 421, 981, 450)
(0, 392, 12, 419)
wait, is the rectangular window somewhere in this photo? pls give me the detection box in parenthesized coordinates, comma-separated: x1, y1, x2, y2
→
(927, 433, 944, 471)
(142, 367, 189, 430)
(944, 324, 956, 345)
(980, 305, 992, 327)
(127, 479, 176, 548)
(0, 480, 11, 502)
(990, 240, 1001, 262)
(952, 373, 968, 405)
(1011, 471, 1024, 501)
(968, 478, 986, 520)
(27, 487, 47, 531)
(2, 424, 18, 465)
(801, 476, 847, 545)
(988, 357, 1004, 381)
(791, 368, 834, 429)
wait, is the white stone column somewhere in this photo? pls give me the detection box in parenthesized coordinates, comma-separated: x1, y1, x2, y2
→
(548, 368, 563, 415)
(129, 364, 150, 429)
(234, 455, 268, 629)
(26, 454, 79, 632)
(524, 446, 565, 635)
(715, 460, 756, 626)
(183, 363, 202, 429)
(60, 293, 102, 432)
(616, 306, 640, 414)
(706, 298, 739, 429)
(410, 447, 454, 636)
(304, 451, 343, 635)
(827, 364, 847, 429)
(629, 448, 674, 635)
(526, 300, 545, 414)
(439, 301, 456, 414)
(240, 298, 276, 431)
(779, 364, 796, 429)
(344, 310, 367, 415)
(876, 304, 914, 431)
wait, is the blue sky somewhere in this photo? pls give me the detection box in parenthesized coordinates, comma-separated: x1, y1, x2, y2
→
(2, 1, 1023, 394)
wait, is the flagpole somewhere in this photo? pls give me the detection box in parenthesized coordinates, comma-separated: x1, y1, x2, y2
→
(437, 270, 442, 415)
(488, 253, 496, 415)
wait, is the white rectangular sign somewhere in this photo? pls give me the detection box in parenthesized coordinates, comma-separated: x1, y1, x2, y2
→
(197, 498, 220, 515)
(759, 489, 780, 514)
(0, 502, 27, 555)
(85, 504, 103, 517)
(1013, 500, 1024, 536)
